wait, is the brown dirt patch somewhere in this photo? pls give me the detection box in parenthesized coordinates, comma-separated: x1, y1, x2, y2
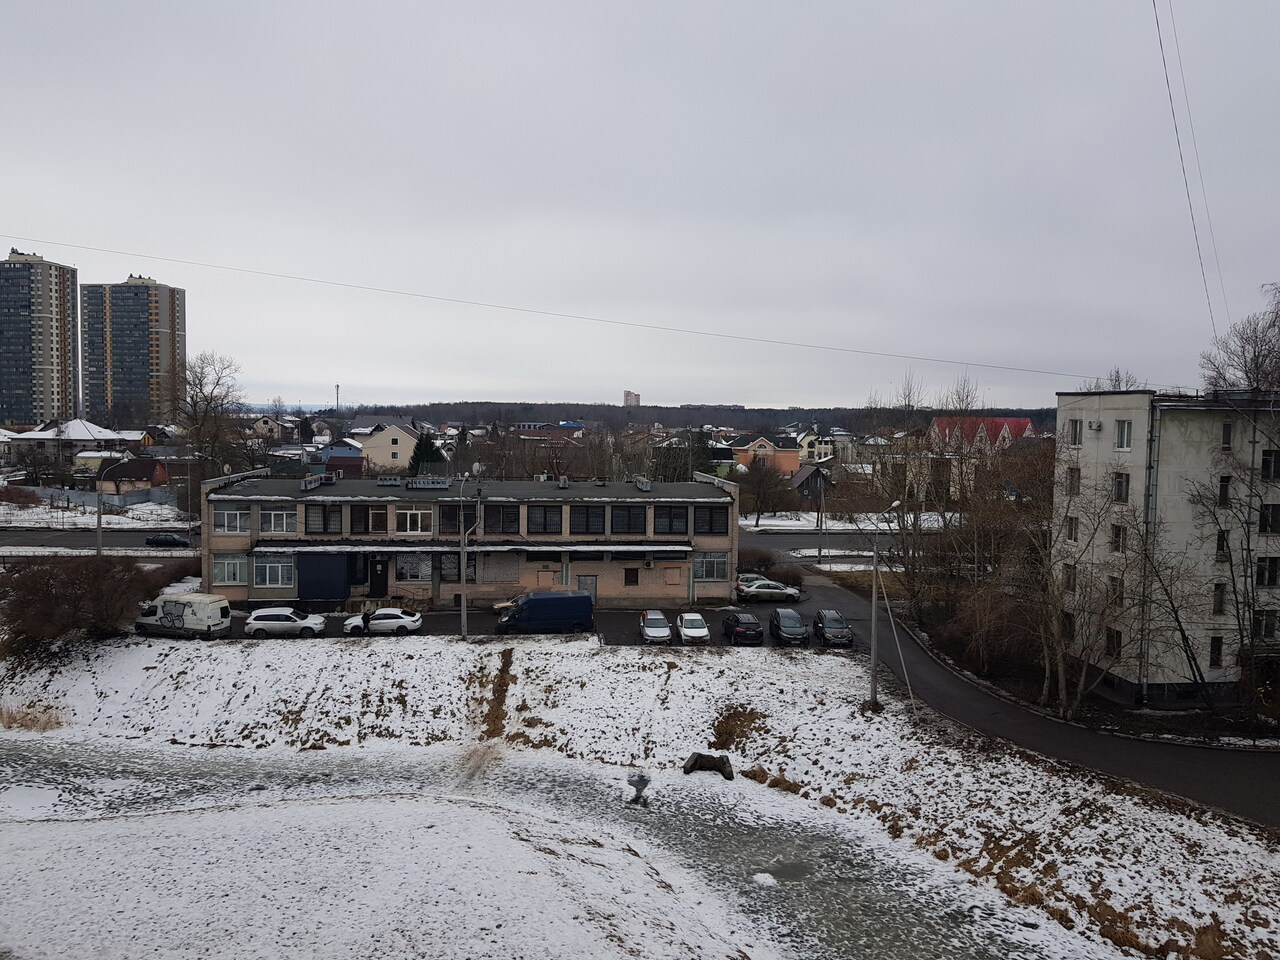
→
(709, 704, 769, 750)
(482, 648, 515, 740)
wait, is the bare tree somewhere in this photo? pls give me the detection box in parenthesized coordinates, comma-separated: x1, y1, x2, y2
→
(739, 459, 794, 526)
(1079, 367, 1146, 392)
(170, 351, 253, 470)
(1200, 284, 1280, 391)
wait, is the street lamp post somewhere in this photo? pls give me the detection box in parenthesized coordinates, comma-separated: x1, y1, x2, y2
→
(865, 499, 902, 713)
(458, 475, 481, 640)
(96, 456, 134, 556)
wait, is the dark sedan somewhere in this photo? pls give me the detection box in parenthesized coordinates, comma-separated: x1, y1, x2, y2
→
(144, 533, 192, 548)
(722, 612, 764, 645)
(814, 609, 853, 646)
(769, 608, 808, 646)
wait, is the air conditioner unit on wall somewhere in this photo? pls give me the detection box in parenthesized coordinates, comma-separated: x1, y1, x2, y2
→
(1087, 421, 1104, 431)
(642, 560, 654, 569)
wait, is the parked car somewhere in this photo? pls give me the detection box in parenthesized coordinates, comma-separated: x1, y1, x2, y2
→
(244, 607, 326, 639)
(722, 612, 764, 645)
(144, 533, 191, 548)
(342, 607, 422, 636)
(639, 610, 672, 643)
(491, 595, 521, 614)
(738, 579, 801, 603)
(675, 613, 710, 645)
(769, 608, 808, 645)
(494, 591, 594, 635)
(735, 572, 768, 590)
(813, 609, 853, 646)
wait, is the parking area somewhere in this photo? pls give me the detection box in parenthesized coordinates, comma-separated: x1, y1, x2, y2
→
(224, 595, 864, 651)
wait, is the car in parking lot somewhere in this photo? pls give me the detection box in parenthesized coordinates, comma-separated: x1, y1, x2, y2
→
(675, 613, 710, 645)
(244, 607, 326, 639)
(737, 579, 801, 603)
(735, 572, 768, 591)
(342, 608, 423, 636)
(769, 608, 808, 645)
(144, 533, 191, 548)
(722, 612, 764, 645)
(813, 609, 853, 646)
(639, 610, 672, 643)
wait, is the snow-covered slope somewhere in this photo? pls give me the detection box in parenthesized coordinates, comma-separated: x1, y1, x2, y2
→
(2, 636, 1276, 958)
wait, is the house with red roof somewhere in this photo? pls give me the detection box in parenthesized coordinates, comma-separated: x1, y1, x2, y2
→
(929, 417, 1036, 455)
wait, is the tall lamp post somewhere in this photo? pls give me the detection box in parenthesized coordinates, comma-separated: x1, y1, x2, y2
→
(96, 456, 134, 556)
(866, 499, 902, 712)
(458, 475, 481, 640)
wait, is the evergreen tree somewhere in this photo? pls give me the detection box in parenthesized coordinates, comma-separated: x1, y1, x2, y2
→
(407, 432, 446, 475)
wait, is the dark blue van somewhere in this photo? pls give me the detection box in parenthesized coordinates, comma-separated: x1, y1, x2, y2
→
(494, 590, 595, 635)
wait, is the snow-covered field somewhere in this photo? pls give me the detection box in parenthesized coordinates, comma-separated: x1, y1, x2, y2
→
(0, 497, 186, 529)
(741, 511, 952, 532)
(2, 636, 1276, 959)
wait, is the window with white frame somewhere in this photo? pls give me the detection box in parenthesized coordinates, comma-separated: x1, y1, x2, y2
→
(1112, 472, 1130, 504)
(213, 504, 251, 533)
(253, 555, 295, 587)
(693, 551, 728, 580)
(259, 504, 297, 533)
(1065, 515, 1079, 542)
(395, 554, 432, 581)
(1066, 418, 1083, 446)
(1110, 523, 1126, 554)
(212, 553, 248, 585)
(395, 508, 432, 534)
(1114, 419, 1132, 450)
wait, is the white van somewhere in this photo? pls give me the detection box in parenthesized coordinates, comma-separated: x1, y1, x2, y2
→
(135, 593, 232, 640)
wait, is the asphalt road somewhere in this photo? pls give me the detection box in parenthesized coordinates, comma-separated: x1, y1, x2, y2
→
(1, 528, 195, 549)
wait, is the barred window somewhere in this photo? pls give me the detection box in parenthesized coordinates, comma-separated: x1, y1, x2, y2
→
(439, 553, 476, 583)
(350, 505, 388, 534)
(395, 554, 432, 581)
(527, 505, 562, 534)
(611, 505, 647, 534)
(693, 505, 728, 534)
(305, 504, 342, 534)
(485, 505, 519, 534)
(570, 505, 605, 534)
(654, 506, 688, 535)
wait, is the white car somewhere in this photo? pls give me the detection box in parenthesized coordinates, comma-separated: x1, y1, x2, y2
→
(737, 580, 801, 603)
(343, 607, 423, 636)
(639, 610, 672, 643)
(675, 613, 710, 645)
(244, 607, 326, 639)
(735, 572, 768, 590)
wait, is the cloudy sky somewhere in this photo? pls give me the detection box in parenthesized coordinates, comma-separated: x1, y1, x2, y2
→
(4, 2, 1276, 411)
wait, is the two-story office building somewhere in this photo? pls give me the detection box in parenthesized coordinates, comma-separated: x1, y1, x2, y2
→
(201, 471, 739, 611)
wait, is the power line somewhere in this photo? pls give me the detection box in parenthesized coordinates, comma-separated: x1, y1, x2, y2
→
(1166, 0, 1232, 325)
(1151, 0, 1218, 337)
(1, 231, 1182, 388)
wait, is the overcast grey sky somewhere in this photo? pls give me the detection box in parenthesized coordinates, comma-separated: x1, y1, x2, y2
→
(4, 2, 1276, 411)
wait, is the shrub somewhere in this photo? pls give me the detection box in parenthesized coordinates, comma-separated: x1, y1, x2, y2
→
(737, 547, 777, 577)
(0, 485, 41, 507)
(0, 557, 173, 659)
(772, 566, 804, 589)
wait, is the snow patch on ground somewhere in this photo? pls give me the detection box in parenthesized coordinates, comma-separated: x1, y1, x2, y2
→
(0, 498, 187, 529)
(1, 636, 1276, 959)
(742, 511, 951, 532)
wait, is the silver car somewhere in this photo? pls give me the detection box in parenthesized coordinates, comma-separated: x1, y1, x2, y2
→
(640, 610, 672, 643)
(737, 580, 801, 603)
(244, 607, 326, 639)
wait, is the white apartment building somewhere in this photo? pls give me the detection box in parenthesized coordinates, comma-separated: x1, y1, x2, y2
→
(1055, 389, 1279, 705)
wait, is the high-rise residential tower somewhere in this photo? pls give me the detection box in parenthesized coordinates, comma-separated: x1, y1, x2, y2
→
(81, 275, 187, 425)
(0, 248, 79, 428)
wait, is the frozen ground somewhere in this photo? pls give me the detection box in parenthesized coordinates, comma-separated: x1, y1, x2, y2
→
(1, 636, 1276, 959)
(0, 497, 186, 529)
(740, 511, 951, 532)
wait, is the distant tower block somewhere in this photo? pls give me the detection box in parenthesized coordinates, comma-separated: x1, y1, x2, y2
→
(623, 390, 640, 408)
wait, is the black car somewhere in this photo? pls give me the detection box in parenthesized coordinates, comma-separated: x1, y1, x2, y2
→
(722, 612, 764, 645)
(769, 608, 808, 646)
(144, 533, 191, 547)
(814, 609, 853, 646)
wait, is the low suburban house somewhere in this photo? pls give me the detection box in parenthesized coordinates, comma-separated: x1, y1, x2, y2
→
(97, 456, 170, 494)
(724, 435, 802, 477)
(358, 423, 422, 471)
(200, 471, 739, 611)
(6, 419, 127, 465)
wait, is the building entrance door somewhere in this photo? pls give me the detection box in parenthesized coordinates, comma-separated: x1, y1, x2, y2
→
(370, 557, 388, 598)
(576, 575, 597, 601)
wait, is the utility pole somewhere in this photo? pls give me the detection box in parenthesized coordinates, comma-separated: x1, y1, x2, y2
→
(865, 499, 901, 713)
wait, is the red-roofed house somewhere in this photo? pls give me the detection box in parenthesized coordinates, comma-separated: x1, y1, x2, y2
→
(929, 417, 1036, 455)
